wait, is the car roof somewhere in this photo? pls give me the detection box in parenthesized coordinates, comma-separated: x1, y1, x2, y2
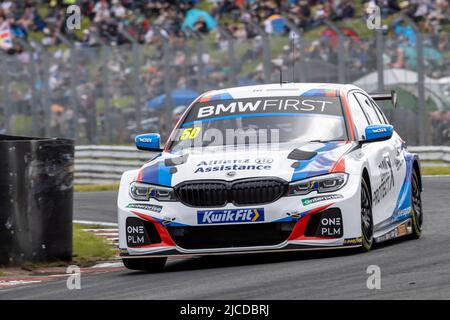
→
(198, 83, 363, 101)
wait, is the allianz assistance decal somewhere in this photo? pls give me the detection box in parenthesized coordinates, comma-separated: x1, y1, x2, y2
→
(197, 208, 264, 224)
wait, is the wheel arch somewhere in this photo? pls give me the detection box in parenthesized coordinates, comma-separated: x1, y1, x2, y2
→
(412, 156, 423, 192)
(362, 167, 372, 202)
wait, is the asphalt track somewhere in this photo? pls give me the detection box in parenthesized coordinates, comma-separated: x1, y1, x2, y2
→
(73, 191, 118, 223)
(1, 176, 450, 299)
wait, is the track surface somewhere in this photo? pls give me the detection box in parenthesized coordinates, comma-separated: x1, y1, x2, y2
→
(2, 176, 450, 299)
(73, 191, 118, 223)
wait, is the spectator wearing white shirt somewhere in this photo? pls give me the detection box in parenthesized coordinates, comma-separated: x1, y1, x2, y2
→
(111, 0, 126, 19)
(93, 0, 110, 23)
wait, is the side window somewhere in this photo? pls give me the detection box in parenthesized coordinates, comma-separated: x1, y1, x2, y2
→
(370, 100, 389, 124)
(348, 94, 369, 140)
(354, 92, 383, 125)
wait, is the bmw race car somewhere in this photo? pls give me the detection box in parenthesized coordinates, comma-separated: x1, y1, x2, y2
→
(118, 83, 423, 271)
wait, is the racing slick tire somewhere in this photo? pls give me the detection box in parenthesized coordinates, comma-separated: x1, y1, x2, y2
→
(122, 257, 167, 272)
(360, 177, 374, 252)
(408, 169, 423, 239)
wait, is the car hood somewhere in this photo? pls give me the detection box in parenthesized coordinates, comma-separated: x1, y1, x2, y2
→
(136, 141, 354, 187)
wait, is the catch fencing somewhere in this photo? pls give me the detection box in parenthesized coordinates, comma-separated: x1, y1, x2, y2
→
(1, 19, 450, 147)
(74, 145, 450, 185)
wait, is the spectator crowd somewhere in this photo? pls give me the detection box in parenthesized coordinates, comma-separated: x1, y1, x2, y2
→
(0, 1, 448, 49)
(0, 0, 449, 144)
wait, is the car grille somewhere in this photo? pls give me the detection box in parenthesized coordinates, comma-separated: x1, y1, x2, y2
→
(167, 222, 296, 249)
(174, 178, 287, 207)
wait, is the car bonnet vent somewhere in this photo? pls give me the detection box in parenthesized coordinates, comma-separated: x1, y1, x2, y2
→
(287, 149, 317, 160)
(164, 154, 189, 166)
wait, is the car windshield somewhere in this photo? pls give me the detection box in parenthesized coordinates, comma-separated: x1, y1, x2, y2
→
(168, 96, 347, 150)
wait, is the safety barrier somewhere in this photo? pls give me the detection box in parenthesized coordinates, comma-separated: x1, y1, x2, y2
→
(0, 135, 74, 266)
(408, 146, 450, 163)
(75, 145, 150, 185)
(74, 145, 450, 185)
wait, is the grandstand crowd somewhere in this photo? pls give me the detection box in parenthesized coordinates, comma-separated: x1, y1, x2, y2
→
(0, 1, 449, 145)
(0, 0, 448, 49)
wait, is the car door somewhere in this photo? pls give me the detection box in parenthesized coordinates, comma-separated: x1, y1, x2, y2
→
(347, 92, 383, 224)
(353, 91, 405, 226)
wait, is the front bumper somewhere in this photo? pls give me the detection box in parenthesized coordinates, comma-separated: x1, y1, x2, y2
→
(118, 173, 363, 258)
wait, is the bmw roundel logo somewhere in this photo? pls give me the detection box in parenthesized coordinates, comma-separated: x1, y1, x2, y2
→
(226, 171, 236, 177)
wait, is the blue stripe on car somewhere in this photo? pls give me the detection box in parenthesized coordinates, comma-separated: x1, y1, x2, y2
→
(290, 142, 342, 182)
(374, 153, 414, 231)
(208, 92, 233, 101)
(140, 159, 174, 187)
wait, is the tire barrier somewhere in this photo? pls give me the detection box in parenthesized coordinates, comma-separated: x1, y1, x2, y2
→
(0, 135, 74, 266)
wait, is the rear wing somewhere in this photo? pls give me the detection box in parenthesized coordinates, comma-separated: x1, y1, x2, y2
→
(370, 90, 398, 108)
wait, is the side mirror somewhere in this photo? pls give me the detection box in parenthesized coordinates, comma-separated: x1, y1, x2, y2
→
(364, 124, 394, 143)
(135, 133, 162, 151)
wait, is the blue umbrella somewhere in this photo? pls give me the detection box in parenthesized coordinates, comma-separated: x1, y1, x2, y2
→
(182, 9, 217, 31)
(147, 89, 200, 110)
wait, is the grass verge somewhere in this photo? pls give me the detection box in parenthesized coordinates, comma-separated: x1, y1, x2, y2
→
(72, 224, 116, 266)
(20, 224, 117, 270)
(422, 166, 450, 176)
(74, 184, 119, 192)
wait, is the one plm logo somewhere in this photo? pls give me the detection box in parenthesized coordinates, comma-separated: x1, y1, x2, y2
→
(198, 208, 264, 224)
(366, 4, 381, 30)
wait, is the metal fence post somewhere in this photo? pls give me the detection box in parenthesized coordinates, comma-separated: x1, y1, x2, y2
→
(324, 20, 346, 83)
(0, 52, 11, 133)
(246, 19, 271, 83)
(283, 17, 306, 82)
(16, 38, 40, 136)
(376, 29, 384, 92)
(40, 49, 50, 137)
(101, 45, 113, 143)
(56, 33, 79, 140)
(185, 28, 205, 92)
(401, 14, 426, 145)
(196, 36, 205, 93)
(31, 41, 51, 138)
(217, 25, 237, 86)
(158, 28, 174, 139)
(121, 30, 142, 131)
(68, 47, 79, 140)
(416, 32, 426, 145)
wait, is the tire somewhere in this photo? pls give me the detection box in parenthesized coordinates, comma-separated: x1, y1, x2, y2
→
(360, 178, 374, 252)
(408, 169, 423, 239)
(122, 257, 167, 272)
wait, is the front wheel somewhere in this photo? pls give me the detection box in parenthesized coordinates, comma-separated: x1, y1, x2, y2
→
(122, 257, 167, 272)
(360, 178, 374, 252)
(408, 170, 423, 239)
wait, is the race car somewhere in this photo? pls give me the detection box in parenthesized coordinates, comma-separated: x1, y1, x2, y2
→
(118, 83, 423, 271)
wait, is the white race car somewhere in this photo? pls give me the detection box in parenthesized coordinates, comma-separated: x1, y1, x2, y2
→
(118, 83, 423, 271)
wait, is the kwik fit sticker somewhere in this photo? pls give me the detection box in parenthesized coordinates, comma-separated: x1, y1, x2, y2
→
(197, 208, 264, 224)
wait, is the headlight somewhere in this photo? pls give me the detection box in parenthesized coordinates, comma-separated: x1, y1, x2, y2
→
(287, 173, 348, 196)
(129, 181, 176, 201)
